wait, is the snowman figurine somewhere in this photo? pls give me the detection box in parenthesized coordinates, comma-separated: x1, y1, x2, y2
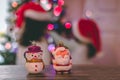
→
(24, 42, 44, 74)
(51, 42, 72, 74)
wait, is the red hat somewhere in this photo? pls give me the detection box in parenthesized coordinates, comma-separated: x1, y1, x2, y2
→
(15, 1, 46, 29)
(73, 18, 101, 55)
(25, 45, 43, 53)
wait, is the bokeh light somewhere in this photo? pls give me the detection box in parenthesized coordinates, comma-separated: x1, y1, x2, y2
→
(12, 1, 18, 8)
(65, 22, 72, 29)
(5, 42, 12, 50)
(52, 0, 58, 3)
(58, 0, 64, 6)
(48, 44, 55, 52)
(0, 55, 4, 64)
(53, 5, 62, 16)
(85, 10, 93, 18)
(47, 24, 54, 30)
(40, 0, 47, 4)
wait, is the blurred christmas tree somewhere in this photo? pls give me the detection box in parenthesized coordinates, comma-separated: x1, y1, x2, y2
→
(4, 0, 73, 64)
(0, 0, 22, 65)
(6, 0, 72, 38)
(0, 33, 17, 65)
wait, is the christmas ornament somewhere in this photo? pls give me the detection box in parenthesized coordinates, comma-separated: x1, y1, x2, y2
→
(24, 42, 44, 74)
(72, 18, 102, 58)
(51, 42, 72, 74)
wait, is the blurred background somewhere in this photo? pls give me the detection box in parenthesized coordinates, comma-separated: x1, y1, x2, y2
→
(0, 0, 120, 65)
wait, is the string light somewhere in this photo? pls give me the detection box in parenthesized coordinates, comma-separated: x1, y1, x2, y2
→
(12, 1, 18, 8)
(52, 0, 58, 3)
(5, 42, 12, 50)
(45, 33, 56, 52)
(65, 22, 71, 29)
(54, 23, 59, 29)
(47, 24, 54, 30)
(40, 0, 47, 4)
(53, 5, 62, 16)
(85, 10, 93, 18)
(48, 44, 55, 52)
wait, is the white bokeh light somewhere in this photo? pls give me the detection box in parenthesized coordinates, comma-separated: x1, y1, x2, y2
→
(85, 10, 93, 18)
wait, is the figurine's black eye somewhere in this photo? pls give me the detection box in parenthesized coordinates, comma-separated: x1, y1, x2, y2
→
(32, 55, 33, 56)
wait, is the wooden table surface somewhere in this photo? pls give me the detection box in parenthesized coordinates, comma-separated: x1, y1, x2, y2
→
(0, 65, 120, 80)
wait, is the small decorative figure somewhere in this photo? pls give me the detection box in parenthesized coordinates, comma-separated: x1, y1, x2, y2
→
(24, 42, 44, 74)
(51, 42, 72, 74)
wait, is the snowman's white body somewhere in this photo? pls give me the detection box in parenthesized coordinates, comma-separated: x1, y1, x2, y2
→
(25, 62, 44, 73)
(24, 45, 44, 74)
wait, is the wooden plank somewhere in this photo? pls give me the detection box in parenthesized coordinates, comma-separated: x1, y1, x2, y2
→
(0, 65, 120, 80)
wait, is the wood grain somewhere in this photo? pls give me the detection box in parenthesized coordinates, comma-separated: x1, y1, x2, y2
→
(0, 65, 120, 80)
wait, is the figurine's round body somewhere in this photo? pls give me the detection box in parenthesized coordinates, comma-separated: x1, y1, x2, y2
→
(25, 62, 44, 74)
(52, 46, 72, 73)
(24, 45, 44, 74)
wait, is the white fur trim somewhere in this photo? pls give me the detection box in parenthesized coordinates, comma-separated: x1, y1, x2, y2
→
(72, 21, 91, 43)
(53, 64, 72, 71)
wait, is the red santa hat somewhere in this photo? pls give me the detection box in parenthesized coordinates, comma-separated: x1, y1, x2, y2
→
(15, 1, 46, 29)
(72, 18, 102, 56)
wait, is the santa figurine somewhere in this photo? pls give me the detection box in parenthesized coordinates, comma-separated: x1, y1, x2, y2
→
(51, 42, 72, 74)
(24, 42, 44, 74)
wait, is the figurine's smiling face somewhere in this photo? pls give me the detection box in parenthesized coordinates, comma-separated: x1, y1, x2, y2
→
(26, 52, 42, 60)
(55, 54, 70, 65)
(53, 47, 70, 65)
